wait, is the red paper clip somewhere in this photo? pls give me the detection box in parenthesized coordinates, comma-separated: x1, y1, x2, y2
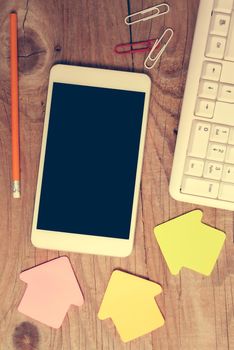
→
(114, 39, 159, 55)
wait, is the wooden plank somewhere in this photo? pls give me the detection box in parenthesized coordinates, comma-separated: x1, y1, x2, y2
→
(0, 0, 233, 349)
(129, 0, 234, 349)
(0, 1, 133, 349)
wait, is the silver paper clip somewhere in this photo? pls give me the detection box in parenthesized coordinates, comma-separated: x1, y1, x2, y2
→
(125, 3, 170, 25)
(144, 28, 174, 70)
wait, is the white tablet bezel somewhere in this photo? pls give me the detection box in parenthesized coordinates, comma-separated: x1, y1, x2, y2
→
(31, 64, 151, 257)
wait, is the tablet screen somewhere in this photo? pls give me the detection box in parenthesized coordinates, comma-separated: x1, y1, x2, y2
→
(37, 82, 145, 239)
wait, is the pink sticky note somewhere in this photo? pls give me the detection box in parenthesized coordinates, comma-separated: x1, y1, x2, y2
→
(18, 256, 84, 328)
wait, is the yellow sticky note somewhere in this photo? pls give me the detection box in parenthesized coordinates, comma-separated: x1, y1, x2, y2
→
(98, 270, 164, 342)
(154, 210, 226, 276)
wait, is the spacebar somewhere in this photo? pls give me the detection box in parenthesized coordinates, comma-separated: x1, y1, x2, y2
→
(214, 102, 234, 125)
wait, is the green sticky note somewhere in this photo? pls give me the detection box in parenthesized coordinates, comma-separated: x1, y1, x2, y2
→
(154, 210, 226, 276)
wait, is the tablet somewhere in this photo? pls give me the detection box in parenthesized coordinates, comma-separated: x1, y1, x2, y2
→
(31, 65, 151, 257)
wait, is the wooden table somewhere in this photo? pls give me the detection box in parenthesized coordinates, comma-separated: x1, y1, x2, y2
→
(0, 0, 233, 349)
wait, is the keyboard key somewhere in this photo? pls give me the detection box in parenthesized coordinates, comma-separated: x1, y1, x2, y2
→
(210, 13, 231, 37)
(220, 61, 234, 85)
(184, 158, 204, 177)
(198, 80, 218, 99)
(207, 142, 226, 162)
(222, 164, 234, 182)
(210, 124, 229, 143)
(206, 35, 226, 59)
(218, 83, 234, 103)
(214, 0, 234, 13)
(218, 182, 234, 201)
(181, 177, 219, 198)
(204, 161, 223, 180)
(195, 99, 215, 118)
(214, 102, 234, 125)
(228, 128, 234, 144)
(187, 121, 211, 158)
(224, 13, 234, 61)
(225, 145, 234, 163)
(202, 62, 222, 81)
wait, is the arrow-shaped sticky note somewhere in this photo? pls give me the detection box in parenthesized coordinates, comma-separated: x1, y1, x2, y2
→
(154, 210, 226, 276)
(98, 270, 164, 342)
(18, 256, 84, 328)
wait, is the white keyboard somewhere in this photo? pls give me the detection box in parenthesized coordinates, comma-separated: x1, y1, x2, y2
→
(170, 0, 234, 210)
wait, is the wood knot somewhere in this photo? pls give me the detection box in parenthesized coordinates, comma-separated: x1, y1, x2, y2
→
(54, 44, 62, 52)
(13, 322, 39, 350)
(18, 28, 47, 74)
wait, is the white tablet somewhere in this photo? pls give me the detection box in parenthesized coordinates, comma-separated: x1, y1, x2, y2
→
(31, 65, 151, 257)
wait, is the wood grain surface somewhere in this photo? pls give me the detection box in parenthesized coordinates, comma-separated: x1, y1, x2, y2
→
(0, 0, 233, 349)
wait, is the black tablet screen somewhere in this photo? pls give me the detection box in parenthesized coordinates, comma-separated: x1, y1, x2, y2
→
(37, 82, 145, 239)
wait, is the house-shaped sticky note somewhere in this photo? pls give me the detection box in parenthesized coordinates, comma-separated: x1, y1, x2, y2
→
(98, 270, 164, 342)
(154, 210, 226, 276)
(18, 256, 84, 328)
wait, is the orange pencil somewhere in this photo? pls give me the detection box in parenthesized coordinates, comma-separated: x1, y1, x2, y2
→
(10, 12, 20, 198)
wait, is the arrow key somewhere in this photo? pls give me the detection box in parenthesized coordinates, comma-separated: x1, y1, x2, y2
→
(202, 61, 222, 81)
(218, 83, 234, 103)
(198, 80, 219, 99)
(195, 99, 215, 118)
